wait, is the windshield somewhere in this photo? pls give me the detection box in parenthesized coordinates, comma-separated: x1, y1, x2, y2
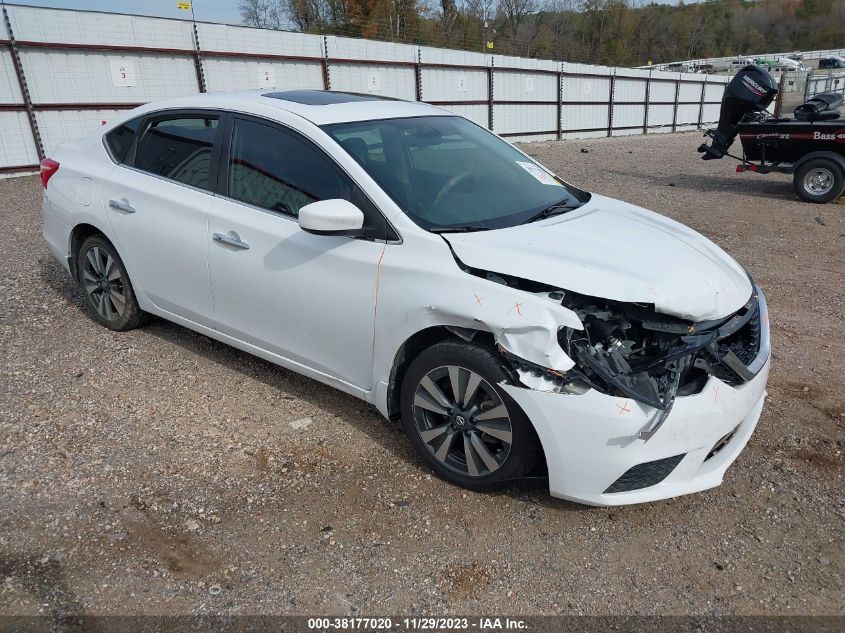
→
(322, 116, 587, 231)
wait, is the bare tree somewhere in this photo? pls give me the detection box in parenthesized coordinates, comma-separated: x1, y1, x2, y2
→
(239, 0, 285, 29)
(440, 0, 459, 39)
(466, 0, 497, 50)
(499, 0, 538, 46)
(285, 0, 325, 31)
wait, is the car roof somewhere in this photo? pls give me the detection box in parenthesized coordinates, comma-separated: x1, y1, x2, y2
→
(132, 90, 452, 126)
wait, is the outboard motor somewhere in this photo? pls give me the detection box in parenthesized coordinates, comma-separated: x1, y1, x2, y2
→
(698, 65, 778, 159)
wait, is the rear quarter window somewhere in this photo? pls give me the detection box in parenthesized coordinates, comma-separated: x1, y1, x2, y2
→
(104, 116, 143, 163)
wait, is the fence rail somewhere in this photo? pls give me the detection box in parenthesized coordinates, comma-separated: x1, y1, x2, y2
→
(805, 70, 845, 100)
(0, 4, 729, 174)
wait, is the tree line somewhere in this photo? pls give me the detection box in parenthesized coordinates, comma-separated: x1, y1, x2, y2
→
(238, 0, 845, 67)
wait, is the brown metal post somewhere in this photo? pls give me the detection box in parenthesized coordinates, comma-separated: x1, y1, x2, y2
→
(774, 73, 785, 118)
(671, 78, 681, 132)
(192, 23, 206, 93)
(556, 70, 563, 141)
(697, 76, 707, 127)
(321, 36, 330, 90)
(2, 5, 43, 161)
(487, 66, 494, 131)
(607, 73, 615, 137)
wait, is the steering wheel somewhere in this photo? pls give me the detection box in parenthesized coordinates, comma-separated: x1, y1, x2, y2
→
(432, 171, 474, 208)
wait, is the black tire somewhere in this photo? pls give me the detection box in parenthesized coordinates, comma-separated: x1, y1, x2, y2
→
(76, 234, 146, 331)
(792, 158, 845, 204)
(400, 340, 541, 491)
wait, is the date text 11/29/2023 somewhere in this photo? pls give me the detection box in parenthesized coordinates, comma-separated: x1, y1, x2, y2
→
(307, 617, 529, 630)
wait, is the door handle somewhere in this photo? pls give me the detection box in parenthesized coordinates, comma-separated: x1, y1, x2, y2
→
(213, 232, 250, 250)
(108, 198, 135, 214)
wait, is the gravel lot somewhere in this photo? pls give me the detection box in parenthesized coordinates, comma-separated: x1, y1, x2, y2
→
(1, 131, 842, 619)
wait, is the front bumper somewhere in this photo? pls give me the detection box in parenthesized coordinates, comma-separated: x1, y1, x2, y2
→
(502, 354, 770, 506)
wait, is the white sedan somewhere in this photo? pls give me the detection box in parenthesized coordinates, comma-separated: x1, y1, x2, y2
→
(41, 90, 770, 506)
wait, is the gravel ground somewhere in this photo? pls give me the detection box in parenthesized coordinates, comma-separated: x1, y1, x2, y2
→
(0, 131, 843, 618)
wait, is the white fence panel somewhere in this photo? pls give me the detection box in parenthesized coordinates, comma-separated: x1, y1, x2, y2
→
(647, 104, 675, 132)
(649, 75, 678, 102)
(197, 23, 323, 58)
(494, 70, 557, 102)
(703, 82, 726, 124)
(562, 104, 609, 136)
(36, 110, 127, 156)
(21, 49, 197, 103)
(0, 112, 39, 168)
(562, 75, 612, 103)
(612, 105, 645, 135)
(0, 49, 22, 104)
(203, 58, 323, 92)
(494, 104, 557, 138)
(419, 47, 488, 67)
(678, 78, 705, 102)
(9, 5, 192, 49)
(327, 36, 417, 63)
(676, 104, 701, 129)
(328, 64, 415, 100)
(437, 104, 487, 128)
(422, 68, 487, 102)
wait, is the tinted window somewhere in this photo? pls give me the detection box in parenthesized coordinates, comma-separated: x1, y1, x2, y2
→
(134, 116, 218, 190)
(227, 118, 361, 217)
(226, 118, 392, 238)
(263, 90, 398, 105)
(324, 116, 586, 232)
(105, 115, 143, 163)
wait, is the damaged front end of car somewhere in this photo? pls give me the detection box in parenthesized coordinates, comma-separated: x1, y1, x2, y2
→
(445, 253, 768, 441)
(485, 278, 768, 441)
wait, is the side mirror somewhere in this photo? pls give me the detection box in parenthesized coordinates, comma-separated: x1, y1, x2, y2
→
(298, 199, 365, 236)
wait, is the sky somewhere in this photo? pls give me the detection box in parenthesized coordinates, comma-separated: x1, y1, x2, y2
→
(2, 0, 246, 24)
(3, 0, 687, 27)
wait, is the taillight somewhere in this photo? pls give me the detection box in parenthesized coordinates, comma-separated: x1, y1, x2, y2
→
(40, 158, 60, 189)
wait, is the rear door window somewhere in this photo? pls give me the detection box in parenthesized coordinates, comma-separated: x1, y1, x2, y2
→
(133, 115, 219, 191)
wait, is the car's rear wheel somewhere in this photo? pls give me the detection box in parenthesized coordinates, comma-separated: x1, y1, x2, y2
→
(400, 340, 541, 491)
(793, 158, 845, 203)
(76, 235, 145, 331)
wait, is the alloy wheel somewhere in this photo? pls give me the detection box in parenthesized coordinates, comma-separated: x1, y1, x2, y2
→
(81, 246, 126, 321)
(803, 168, 834, 196)
(411, 365, 513, 477)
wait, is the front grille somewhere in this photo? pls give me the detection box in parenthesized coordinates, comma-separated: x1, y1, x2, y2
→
(687, 292, 763, 389)
(719, 304, 761, 366)
(604, 453, 686, 494)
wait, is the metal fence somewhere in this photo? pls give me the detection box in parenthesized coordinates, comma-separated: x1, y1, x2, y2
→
(650, 48, 845, 71)
(0, 4, 729, 174)
(805, 70, 845, 100)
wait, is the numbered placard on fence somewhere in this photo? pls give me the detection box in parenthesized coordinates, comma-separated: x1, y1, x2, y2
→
(109, 59, 137, 88)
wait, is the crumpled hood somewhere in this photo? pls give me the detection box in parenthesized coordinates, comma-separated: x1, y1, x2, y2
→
(442, 194, 752, 321)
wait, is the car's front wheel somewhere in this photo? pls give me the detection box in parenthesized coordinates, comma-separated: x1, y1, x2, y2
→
(400, 340, 541, 491)
(76, 234, 145, 331)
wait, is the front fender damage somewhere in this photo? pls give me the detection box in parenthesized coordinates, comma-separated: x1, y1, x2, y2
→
(424, 286, 582, 376)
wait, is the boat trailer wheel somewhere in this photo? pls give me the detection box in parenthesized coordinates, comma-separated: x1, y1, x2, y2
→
(793, 158, 845, 204)
(803, 168, 834, 196)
